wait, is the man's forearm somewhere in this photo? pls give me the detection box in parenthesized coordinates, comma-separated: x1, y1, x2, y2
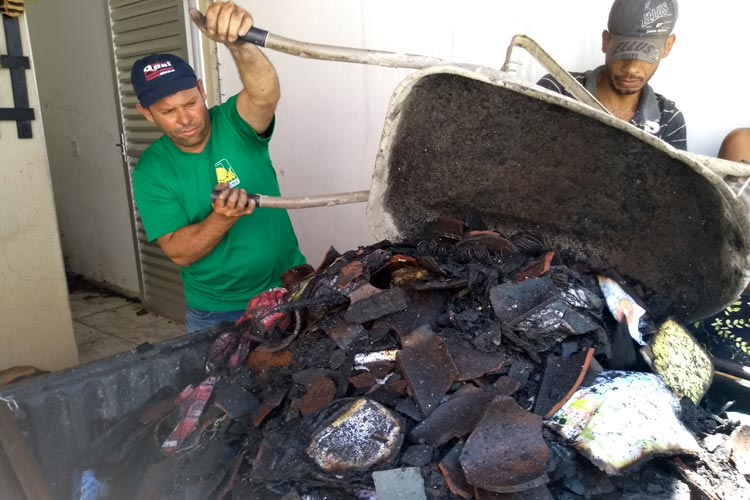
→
(191, 2, 279, 132)
(233, 45, 280, 103)
(230, 44, 280, 132)
(158, 212, 239, 267)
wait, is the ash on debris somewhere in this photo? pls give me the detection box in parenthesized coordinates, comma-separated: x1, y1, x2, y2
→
(85, 221, 750, 500)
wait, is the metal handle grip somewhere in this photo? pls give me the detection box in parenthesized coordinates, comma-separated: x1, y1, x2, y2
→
(189, 8, 268, 47)
(241, 27, 269, 47)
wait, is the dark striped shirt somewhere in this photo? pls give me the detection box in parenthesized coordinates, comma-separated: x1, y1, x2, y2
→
(537, 66, 687, 151)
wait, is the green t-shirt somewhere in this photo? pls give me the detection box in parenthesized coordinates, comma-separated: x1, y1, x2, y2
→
(132, 95, 306, 311)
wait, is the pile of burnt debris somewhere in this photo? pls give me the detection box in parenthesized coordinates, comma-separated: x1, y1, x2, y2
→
(86, 219, 750, 500)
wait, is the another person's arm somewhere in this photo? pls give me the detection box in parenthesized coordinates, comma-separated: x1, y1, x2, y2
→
(536, 73, 566, 95)
(719, 128, 750, 163)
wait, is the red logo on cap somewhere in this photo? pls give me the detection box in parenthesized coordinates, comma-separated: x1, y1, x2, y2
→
(142, 61, 175, 81)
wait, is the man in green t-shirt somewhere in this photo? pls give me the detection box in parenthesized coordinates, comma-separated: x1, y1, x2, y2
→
(130, 2, 306, 333)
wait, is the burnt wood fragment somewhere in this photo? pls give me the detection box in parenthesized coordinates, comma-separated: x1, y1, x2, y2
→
(348, 283, 382, 304)
(474, 485, 554, 499)
(290, 374, 336, 417)
(326, 318, 367, 351)
(250, 431, 308, 482)
(316, 246, 342, 272)
(409, 385, 502, 446)
(397, 330, 458, 418)
(514, 252, 555, 283)
(134, 459, 177, 500)
(533, 351, 589, 417)
(367, 379, 409, 407)
(490, 278, 557, 323)
(400, 444, 433, 466)
(349, 371, 378, 390)
(438, 440, 472, 499)
(252, 388, 288, 428)
(214, 383, 259, 420)
(383, 289, 449, 340)
(492, 376, 522, 396)
(445, 337, 505, 381)
(460, 397, 549, 493)
(394, 399, 422, 423)
(246, 349, 293, 373)
(563, 459, 616, 498)
(344, 287, 411, 324)
(177, 438, 235, 477)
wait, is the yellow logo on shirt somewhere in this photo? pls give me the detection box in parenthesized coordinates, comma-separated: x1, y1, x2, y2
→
(215, 159, 240, 188)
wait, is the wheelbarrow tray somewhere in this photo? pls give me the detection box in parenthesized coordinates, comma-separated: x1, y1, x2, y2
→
(365, 65, 750, 321)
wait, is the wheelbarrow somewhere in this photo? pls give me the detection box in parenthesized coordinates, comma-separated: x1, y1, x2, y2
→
(192, 9, 750, 322)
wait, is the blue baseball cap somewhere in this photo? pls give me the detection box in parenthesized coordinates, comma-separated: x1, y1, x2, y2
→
(131, 53, 198, 108)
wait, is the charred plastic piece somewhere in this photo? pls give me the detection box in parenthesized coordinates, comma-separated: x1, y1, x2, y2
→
(546, 371, 702, 475)
(306, 398, 403, 473)
(213, 382, 259, 419)
(490, 278, 557, 324)
(647, 319, 714, 404)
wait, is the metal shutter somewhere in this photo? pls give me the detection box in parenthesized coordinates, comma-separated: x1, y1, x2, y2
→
(107, 0, 190, 322)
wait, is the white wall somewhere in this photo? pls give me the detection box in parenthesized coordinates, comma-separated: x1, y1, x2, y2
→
(214, 0, 749, 267)
(661, 2, 750, 154)
(24, 0, 141, 296)
(0, 15, 78, 371)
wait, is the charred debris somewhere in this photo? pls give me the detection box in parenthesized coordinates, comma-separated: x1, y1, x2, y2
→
(85, 218, 750, 500)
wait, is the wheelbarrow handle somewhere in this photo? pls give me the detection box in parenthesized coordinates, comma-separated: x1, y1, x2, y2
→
(502, 34, 610, 116)
(189, 7, 453, 69)
(211, 188, 369, 209)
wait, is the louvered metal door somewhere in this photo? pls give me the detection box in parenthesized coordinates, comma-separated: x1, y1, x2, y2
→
(107, 0, 192, 322)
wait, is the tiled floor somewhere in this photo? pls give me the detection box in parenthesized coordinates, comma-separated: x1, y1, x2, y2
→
(70, 290, 185, 365)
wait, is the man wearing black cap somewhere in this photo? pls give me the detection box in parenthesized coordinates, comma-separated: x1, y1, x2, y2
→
(538, 0, 686, 150)
(130, 2, 305, 333)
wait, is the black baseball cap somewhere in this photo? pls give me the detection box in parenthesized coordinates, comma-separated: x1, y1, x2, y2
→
(131, 54, 198, 108)
(607, 0, 679, 64)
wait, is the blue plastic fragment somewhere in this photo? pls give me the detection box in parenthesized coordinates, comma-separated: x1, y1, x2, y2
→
(74, 469, 105, 500)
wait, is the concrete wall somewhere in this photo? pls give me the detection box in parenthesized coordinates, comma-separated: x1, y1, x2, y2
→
(0, 15, 78, 371)
(216, 0, 750, 268)
(24, 0, 140, 296)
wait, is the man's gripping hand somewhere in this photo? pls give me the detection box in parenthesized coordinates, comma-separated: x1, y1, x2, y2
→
(211, 183, 256, 217)
(190, 1, 253, 48)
